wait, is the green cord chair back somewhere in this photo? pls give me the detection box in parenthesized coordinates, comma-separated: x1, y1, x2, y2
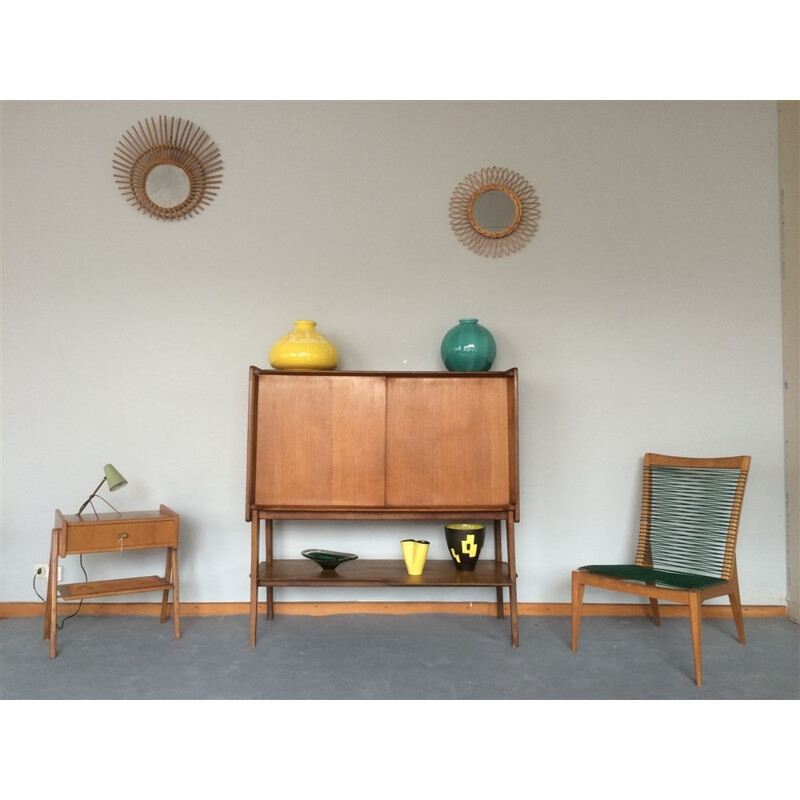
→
(571, 453, 751, 686)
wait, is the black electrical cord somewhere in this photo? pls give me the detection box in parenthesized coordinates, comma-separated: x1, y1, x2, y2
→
(34, 495, 120, 630)
(33, 554, 89, 629)
(32, 573, 47, 602)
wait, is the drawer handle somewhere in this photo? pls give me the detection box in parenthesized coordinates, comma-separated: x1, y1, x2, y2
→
(118, 532, 128, 551)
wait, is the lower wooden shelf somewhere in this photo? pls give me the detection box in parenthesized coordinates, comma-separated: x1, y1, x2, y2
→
(58, 575, 172, 601)
(256, 559, 513, 587)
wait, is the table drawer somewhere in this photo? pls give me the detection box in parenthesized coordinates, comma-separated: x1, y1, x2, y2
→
(61, 518, 177, 555)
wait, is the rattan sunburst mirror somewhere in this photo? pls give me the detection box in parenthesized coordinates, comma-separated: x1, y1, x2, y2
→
(113, 116, 223, 221)
(449, 166, 540, 257)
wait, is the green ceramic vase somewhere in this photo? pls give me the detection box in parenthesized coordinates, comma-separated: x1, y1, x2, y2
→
(440, 318, 496, 372)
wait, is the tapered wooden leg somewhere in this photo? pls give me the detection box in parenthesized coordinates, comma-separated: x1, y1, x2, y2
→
(266, 587, 274, 620)
(571, 571, 585, 651)
(44, 529, 56, 642)
(48, 529, 59, 659)
(171, 547, 181, 640)
(494, 520, 504, 619)
(495, 588, 504, 618)
(265, 519, 275, 620)
(160, 549, 171, 624)
(508, 583, 519, 647)
(43, 591, 51, 641)
(647, 586, 661, 626)
(249, 517, 260, 647)
(728, 559, 746, 644)
(505, 515, 519, 646)
(688, 592, 703, 686)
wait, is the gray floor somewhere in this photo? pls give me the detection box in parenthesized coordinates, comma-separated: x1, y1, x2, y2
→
(1, 612, 797, 700)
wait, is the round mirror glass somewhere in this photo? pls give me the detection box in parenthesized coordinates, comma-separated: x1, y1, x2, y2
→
(471, 188, 519, 235)
(145, 164, 191, 209)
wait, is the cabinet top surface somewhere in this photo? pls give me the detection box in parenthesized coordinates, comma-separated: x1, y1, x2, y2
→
(56, 508, 175, 525)
(250, 366, 517, 378)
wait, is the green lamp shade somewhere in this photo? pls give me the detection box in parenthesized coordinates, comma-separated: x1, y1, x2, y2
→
(103, 463, 127, 492)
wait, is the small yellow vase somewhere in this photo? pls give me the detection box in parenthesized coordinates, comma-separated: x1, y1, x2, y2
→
(401, 539, 430, 576)
(269, 320, 339, 371)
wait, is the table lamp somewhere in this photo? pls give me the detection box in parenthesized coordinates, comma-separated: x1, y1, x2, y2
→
(77, 463, 128, 516)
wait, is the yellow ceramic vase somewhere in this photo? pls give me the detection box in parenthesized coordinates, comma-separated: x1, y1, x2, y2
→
(401, 539, 430, 576)
(269, 320, 339, 371)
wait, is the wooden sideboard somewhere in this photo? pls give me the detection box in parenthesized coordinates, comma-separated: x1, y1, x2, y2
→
(245, 367, 520, 646)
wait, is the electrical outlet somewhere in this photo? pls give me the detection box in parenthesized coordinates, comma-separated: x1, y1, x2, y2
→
(33, 563, 62, 581)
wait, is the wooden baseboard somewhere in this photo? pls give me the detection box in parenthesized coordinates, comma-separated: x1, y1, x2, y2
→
(0, 601, 788, 619)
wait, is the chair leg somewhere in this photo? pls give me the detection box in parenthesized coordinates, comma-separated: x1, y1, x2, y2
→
(688, 592, 703, 687)
(646, 584, 661, 626)
(728, 561, 746, 645)
(571, 571, 585, 651)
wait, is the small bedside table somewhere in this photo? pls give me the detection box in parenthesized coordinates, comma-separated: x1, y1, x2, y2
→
(44, 504, 181, 658)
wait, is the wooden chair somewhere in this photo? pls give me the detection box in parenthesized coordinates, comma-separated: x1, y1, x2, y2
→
(571, 453, 751, 686)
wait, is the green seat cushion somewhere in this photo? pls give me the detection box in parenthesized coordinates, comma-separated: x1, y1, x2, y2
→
(579, 564, 726, 591)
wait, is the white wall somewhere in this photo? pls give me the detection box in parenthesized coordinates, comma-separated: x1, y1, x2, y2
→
(779, 101, 800, 622)
(0, 100, 787, 606)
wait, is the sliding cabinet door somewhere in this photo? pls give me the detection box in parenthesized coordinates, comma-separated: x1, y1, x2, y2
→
(385, 376, 513, 508)
(253, 374, 386, 507)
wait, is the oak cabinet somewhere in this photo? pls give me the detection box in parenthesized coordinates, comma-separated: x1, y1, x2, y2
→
(246, 368, 520, 646)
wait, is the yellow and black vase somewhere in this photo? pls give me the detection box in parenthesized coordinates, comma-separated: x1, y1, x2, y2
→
(445, 524, 485, 571)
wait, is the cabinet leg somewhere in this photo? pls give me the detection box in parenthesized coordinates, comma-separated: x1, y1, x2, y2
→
(171, 547, 181, 640)
(506, 514, 519, 647)
(493, 520, 504, 618)
(249, 591, 258, 647)
(249, 517, 260, 647)
(44, 568, 52, 641)
(160, 549, 171, 624)
(43, 596, 51, 640)
(264, 519, 274, 620)
(48, 529, 59, 658)
(509, 583, 519, 647)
